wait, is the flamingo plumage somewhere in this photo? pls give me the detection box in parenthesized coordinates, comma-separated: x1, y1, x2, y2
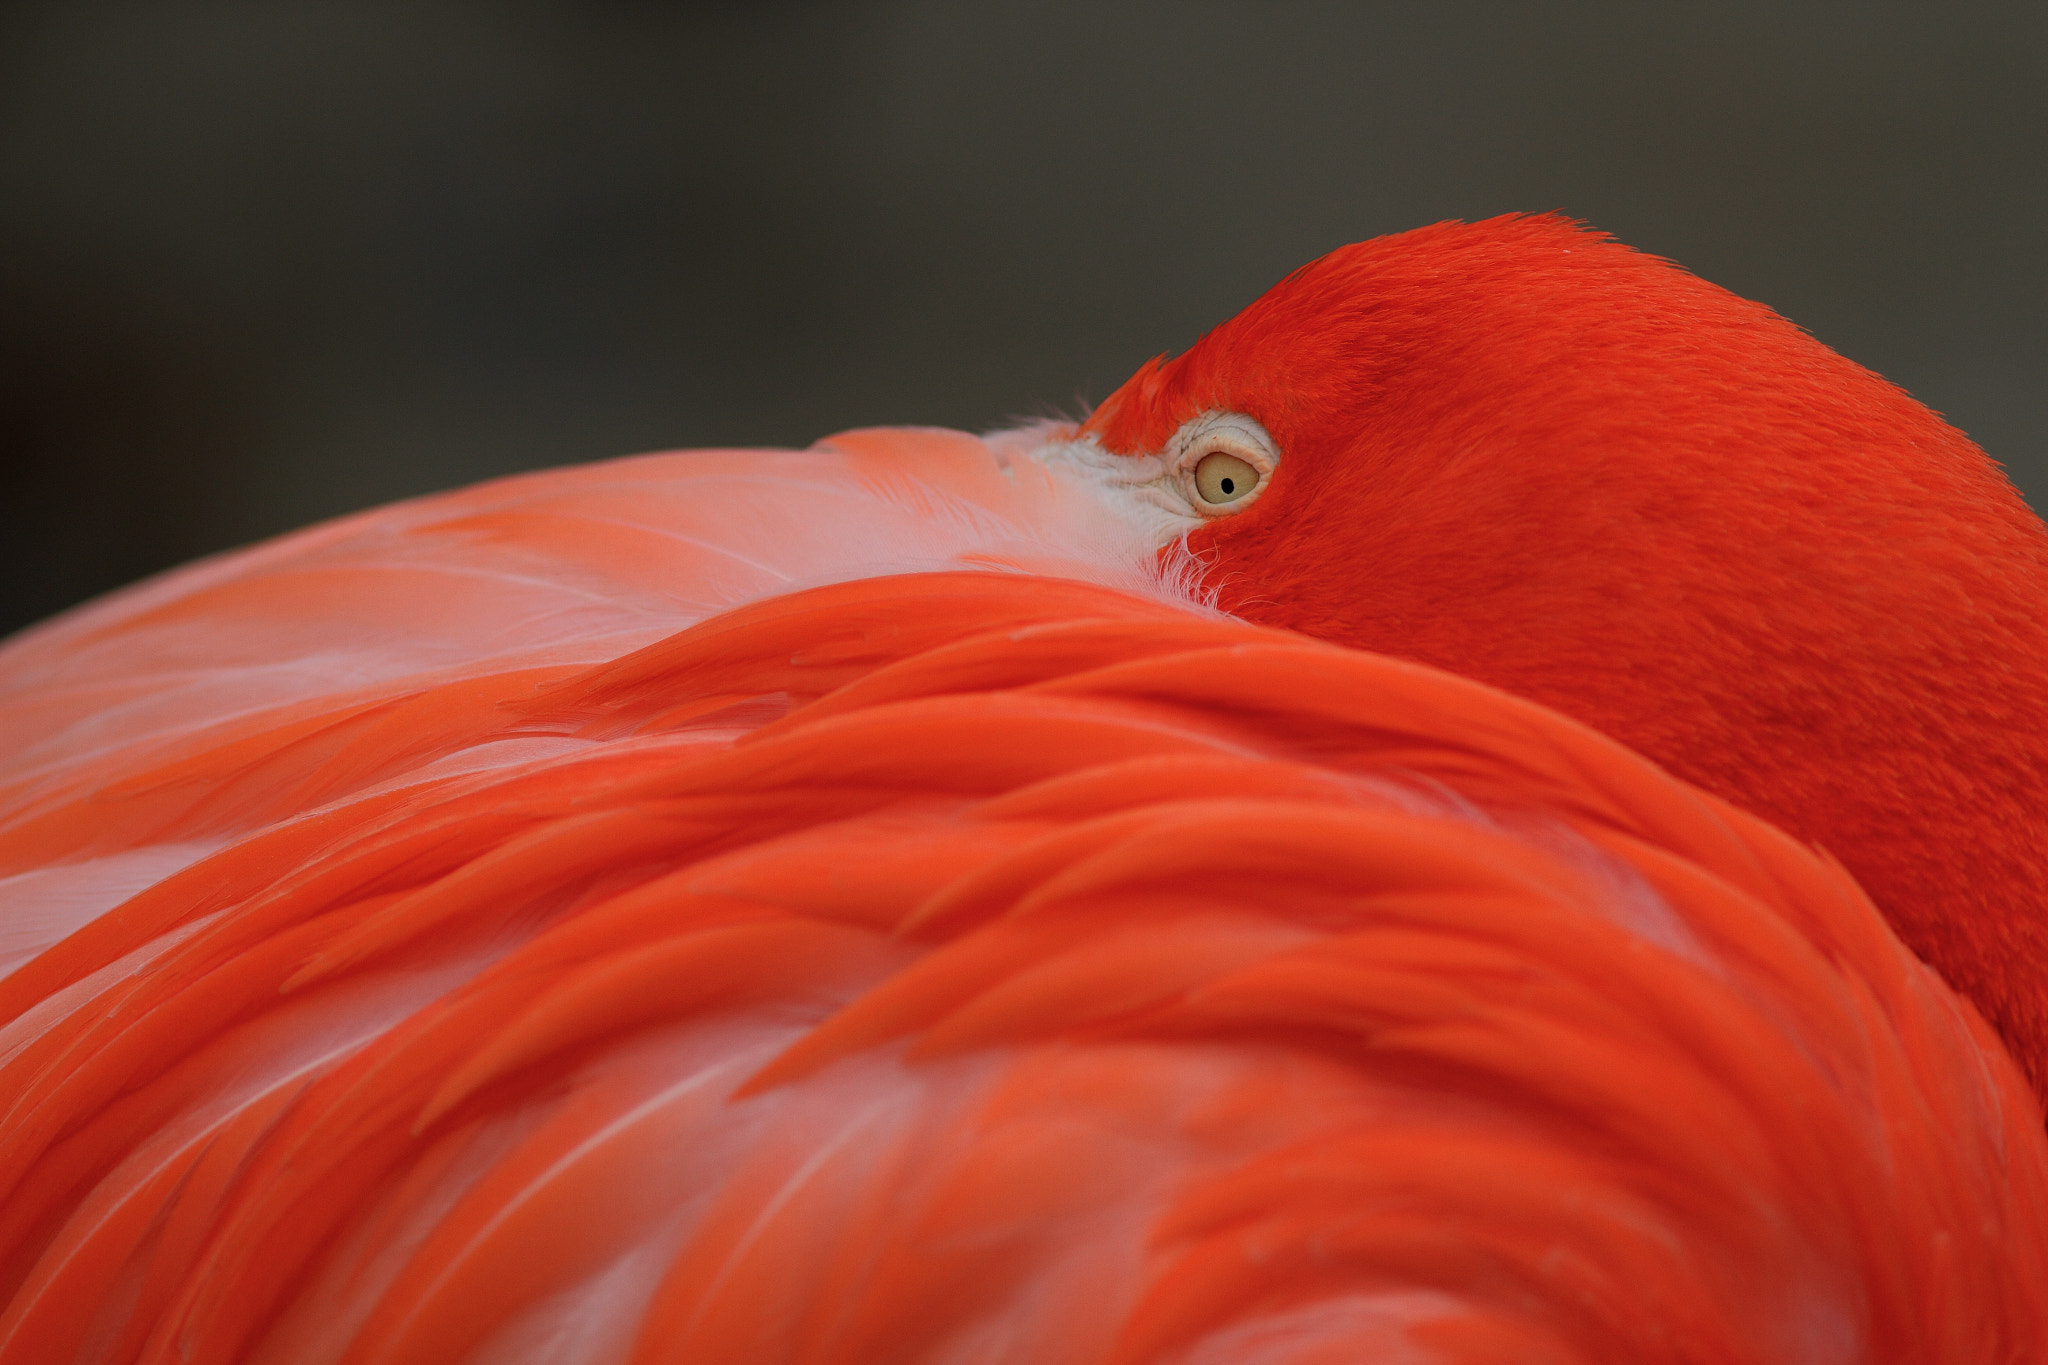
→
(1, 214, 2044, 1362)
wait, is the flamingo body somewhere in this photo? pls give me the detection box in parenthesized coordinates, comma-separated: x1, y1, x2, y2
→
(2, 216, 2047, 1361)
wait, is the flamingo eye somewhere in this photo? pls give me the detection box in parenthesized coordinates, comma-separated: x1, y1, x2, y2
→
(1194, 450, 1260, 504)
(1158, 410, 1278, 522)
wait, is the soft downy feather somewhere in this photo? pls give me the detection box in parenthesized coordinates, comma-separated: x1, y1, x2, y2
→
(0, 425, 1194, 978)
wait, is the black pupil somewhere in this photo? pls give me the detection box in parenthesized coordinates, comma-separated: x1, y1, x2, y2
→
(1220, 477, 1235, 495)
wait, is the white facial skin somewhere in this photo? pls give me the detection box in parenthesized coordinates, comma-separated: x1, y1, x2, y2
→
(1025, 410, 1280, 549)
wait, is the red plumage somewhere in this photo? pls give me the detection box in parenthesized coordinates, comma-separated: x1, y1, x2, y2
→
(1, 215, 2044, 1362)
(1089, 215, 2048, 1095)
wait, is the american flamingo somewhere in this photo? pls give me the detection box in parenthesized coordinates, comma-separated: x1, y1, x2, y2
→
(0, 214, 2043, 1362)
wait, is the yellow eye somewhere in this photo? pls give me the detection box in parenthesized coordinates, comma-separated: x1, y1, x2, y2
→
(1194, 450, 1260, 504)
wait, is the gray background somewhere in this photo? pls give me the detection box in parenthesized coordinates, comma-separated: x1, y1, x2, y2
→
(3, 1, 2042, 639)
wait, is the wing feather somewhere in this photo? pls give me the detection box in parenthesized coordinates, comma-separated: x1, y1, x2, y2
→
(0, 480, 2041, 1361)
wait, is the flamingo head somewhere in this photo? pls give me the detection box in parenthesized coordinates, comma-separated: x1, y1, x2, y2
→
(1074, 212, 2048, 1093)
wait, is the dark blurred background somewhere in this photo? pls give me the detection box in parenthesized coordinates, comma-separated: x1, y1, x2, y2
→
(2, 1, 2042, 640)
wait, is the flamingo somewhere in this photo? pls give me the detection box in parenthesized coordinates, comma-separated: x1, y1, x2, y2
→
(0, 213, 2043, 1362)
